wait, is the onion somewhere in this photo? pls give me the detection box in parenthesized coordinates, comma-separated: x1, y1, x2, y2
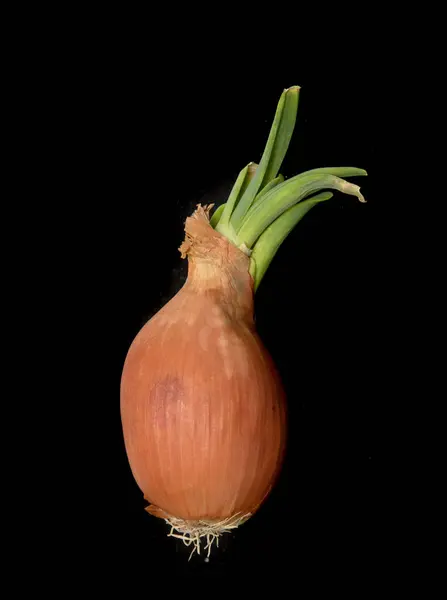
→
(120, 86, 367, 557)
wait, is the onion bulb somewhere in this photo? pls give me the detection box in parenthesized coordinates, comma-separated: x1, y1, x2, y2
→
(120, 86, 367, 557)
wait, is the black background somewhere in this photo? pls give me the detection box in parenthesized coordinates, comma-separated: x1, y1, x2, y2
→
(38, 51, 392, 587)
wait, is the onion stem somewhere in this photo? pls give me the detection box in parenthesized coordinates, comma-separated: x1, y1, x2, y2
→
(251, 174, 284, 207)
(249, 191, 333, 289)
(209, 86, 368, 291)
(209, 203, 226, 228)
(215, 162, 257, 243)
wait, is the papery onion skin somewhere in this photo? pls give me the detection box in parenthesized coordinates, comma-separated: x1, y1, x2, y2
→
(120, 206, 287, 522)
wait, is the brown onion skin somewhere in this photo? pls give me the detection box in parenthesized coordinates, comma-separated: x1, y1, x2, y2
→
(120, 206, 287, 521)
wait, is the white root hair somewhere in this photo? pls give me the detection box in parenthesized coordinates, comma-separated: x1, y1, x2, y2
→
(163, 512, 252, 560)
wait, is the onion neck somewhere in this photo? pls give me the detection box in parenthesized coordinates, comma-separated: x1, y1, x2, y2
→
(179, 205, 254, 325)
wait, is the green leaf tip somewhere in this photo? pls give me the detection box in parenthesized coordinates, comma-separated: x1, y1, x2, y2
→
(229, 87, 300, 230)
(238, 169, 368, 248)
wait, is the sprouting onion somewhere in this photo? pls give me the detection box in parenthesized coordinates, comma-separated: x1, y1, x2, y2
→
(120, 85, 367, 559)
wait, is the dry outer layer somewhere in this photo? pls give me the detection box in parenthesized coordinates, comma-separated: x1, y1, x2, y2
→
(120, 205, 287, 557)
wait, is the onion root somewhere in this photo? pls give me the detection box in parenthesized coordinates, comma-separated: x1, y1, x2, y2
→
(152, 507, 252, 559)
